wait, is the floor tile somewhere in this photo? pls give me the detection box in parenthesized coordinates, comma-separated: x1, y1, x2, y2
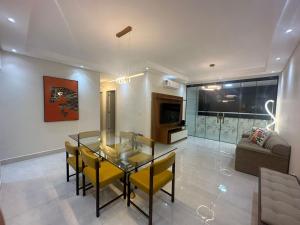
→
(0, 137, 258, 225)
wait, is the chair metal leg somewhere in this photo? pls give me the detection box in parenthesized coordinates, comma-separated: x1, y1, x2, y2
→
(66, 152, 69, 182)
(96, 183, 99, 217)
(96, 161, 100, 217)
(172, 162, 175, 202)
(76, 152, 79, 195)
(123, 173, 126, 199)
(134, 168, 138, 189)
(82, 163, 86, 196)
(149, 192, 153, 225)
(149, 166, 154, 225)
(127, 176, 131, 207)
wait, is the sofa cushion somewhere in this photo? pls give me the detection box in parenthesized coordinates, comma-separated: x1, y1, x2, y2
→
(248, 126, 258, 140)
(260, 168, 300, 225)
(264, 134, 291, 159)
(251, 128, 271, 146)
(238, 138, 271, 154)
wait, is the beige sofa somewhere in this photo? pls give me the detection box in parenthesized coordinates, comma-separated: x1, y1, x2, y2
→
(235, 133, 291, 176)
(259, 168, 300, 225)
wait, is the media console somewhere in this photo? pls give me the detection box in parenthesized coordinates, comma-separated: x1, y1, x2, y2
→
(151, 92, 187, 144)
(169, 127, 188, 143)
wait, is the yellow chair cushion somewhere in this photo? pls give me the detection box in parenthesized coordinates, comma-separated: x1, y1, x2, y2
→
(130, 167, 173, 194)
(128, 152, 152, 166)
(67, 156, 83, 172)
(83, 161, 124, 187)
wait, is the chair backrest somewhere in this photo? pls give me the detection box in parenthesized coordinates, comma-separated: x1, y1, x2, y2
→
(120, 131, 134, 143)
(120, 131, 134, 139)
(152, 152, 175, 175)
(135, 135, 155, 148)
(80, 147, 99, 169)
(65, 141, 78, 155)
(78, 131, 100, 139)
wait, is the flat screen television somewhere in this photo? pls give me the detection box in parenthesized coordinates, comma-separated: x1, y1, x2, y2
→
(160, 103, 180, 124)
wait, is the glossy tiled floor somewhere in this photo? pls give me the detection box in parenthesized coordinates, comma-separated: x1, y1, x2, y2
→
(0, 137, 258, 225)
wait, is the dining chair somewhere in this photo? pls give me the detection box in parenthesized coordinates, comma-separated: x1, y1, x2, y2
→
(76, 131, 100, 195)
(128, 135, 155, 168)
(65, 141, 82, 183)
(78, 130, 101, 139)
(127, 152, 176, 225)
(135, 135, 155, 155)
(80, 146, 125, 217)
(120, 131, 134, 144)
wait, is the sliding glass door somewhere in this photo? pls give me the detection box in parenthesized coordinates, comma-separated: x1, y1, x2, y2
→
(186, 77, 278, 144)
(186, 87, 198, 136)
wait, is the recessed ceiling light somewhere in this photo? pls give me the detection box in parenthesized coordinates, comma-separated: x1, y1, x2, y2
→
(276, 57, 281, 61)
(7, 17, 16, 23)
(11, 49, 17, 53)
(80, 65, 84, 68)
(145, 67, 150, 70)
(286, 29, 293, 33)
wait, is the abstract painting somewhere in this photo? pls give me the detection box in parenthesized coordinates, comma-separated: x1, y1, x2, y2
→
(43, 76, 79, 122)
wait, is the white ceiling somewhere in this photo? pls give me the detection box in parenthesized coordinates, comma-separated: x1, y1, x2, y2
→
(1, 0, 300, 83)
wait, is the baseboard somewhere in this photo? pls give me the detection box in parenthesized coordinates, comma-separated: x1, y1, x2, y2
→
(0, 148, 65, 165)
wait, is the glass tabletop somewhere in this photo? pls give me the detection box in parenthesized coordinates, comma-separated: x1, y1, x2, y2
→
(69, 130, 177, 173)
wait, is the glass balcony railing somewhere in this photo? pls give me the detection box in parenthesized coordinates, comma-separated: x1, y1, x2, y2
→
(186, 76, 278, 144)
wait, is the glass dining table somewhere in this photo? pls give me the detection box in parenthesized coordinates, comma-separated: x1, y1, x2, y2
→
(69, 130, 177, 196)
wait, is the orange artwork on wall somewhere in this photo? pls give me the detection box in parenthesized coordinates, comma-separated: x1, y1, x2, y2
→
(43, 76, 79, 122)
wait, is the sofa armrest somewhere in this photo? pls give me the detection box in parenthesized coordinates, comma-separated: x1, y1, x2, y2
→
(264, 135, 291, 159)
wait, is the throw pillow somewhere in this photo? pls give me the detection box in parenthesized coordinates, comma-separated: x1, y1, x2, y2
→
(248, 127, 258, 140)
(251, 128, 271, 146)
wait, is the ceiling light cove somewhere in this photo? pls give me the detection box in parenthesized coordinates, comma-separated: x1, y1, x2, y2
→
(285, 29, 293, 33)
(7, 17, 16, 23)
(202, 85, 221, 91)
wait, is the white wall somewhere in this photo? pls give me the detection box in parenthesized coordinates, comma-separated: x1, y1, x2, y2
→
(277, 42, 300, 177)
(0, 51, 100, 160)
(100, 71, 186, 137)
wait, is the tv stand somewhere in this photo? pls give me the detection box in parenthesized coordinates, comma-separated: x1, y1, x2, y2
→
(151, 93, 187, 144)
(167, 126, 188, 144)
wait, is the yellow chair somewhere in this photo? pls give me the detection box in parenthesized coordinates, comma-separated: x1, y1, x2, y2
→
(128, 152, 176, 225)
(135, 135, 155, 156)
(80, 147, 125, 217)
(120, 131, 134, 144)
(76, 131, 101, 195)
(65, 141, 82, 185)
(128, 135, 155, 168)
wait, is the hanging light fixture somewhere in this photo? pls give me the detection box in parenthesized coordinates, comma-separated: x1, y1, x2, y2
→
(115, 26, 133, 84)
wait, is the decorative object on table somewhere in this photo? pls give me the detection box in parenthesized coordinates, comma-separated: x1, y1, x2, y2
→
(265, 99, 276, 131)
(43, 76, 78, 122)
